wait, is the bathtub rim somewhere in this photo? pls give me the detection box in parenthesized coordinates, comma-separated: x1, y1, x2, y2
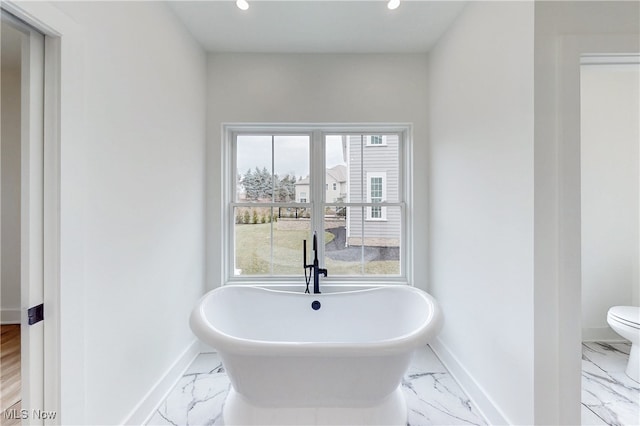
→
(190, 285, 443, 356)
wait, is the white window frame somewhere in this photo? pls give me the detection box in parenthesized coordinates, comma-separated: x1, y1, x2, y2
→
(222, 123, 413, 286)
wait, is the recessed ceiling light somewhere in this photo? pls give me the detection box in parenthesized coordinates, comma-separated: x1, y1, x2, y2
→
(236, 0, 249, 11)
(387, 0, 400, 10)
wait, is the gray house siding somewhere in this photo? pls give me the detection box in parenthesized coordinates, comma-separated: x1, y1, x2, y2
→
(347, 135, 401, 247)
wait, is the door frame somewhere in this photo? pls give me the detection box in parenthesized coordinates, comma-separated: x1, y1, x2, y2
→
(12, 11, 47, 420)
(534, 32, 640, 424)
(1, 1, 86, 423)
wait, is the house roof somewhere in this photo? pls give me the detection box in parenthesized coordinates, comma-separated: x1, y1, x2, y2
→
(295, 164, 347, 186)
(327, 165, 347, 183)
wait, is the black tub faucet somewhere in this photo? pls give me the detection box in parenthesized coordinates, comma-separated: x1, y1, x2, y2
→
(303, 232, 327, 294)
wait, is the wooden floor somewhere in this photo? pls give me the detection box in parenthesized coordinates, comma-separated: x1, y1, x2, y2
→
(0, 325, 21, 423)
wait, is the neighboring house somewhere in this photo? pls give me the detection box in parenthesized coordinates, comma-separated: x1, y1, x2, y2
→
(294, 136, 400, 248)
(295, 164, 347, 203)
(294, 176, 310, 203)
(326, 164, 348, 202)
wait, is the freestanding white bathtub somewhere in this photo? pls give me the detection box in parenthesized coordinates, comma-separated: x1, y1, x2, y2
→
(189, 285, 443, 425)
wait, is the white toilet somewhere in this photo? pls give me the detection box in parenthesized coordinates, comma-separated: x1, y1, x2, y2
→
(607, 306, 640, 383)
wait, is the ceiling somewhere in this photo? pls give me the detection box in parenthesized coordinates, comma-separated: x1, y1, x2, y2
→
(168, 1, 467, 53)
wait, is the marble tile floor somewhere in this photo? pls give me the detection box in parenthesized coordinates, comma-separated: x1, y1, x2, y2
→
(147, 345, 487, 426)
(582, 342, 640, 425)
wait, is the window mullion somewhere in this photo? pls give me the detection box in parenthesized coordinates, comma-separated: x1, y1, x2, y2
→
(361, 206, 365, 274)
(270, 135, 275, 275)
(360, 135, 365, 273)
(311, 130, 325, 263)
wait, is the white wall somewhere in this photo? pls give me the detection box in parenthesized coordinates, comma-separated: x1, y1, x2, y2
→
(427, 2, 535, 424)
(581, 64, 640, 341)
(1, 30, 22, 324)
(206, 53, 429, 288)
(46, 2, 207, 423)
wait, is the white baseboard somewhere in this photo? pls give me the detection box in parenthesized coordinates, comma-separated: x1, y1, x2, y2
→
(1, 309, 21, 324)
(122, 339, 201, 425)
(430, 338, 508, 426)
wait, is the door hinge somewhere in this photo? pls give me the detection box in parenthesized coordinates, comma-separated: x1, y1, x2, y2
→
(28, 303, 44, 325)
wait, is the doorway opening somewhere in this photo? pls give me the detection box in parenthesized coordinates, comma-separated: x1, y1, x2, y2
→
(579, 55, 640, 425)
(1, 10, 45, 424)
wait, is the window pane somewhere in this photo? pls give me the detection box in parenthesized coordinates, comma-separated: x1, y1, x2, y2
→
(367, 173, 386, 220)
(274, 135, 309, 203)
(342, 134, 399, 203)
(371, 177, 383, 198)
(324, 206, 363, 275)
(273, 207, 312, 275)
(325, 135, 348, 203)
(236, 135, 273, 203)
(371, 205, 382, 219)
(234, 207, 274, 275)
(363, 206, 401, 275)
(346, 135, 365, 203)
(363, 134, 399, 202)
(369, 135, 384, 145)
(234, 207, 313, 276)
(323, 205, 401, 276)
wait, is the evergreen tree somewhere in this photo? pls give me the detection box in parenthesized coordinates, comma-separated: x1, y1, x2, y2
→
(275, 174, 297, 202)
(241, 168, 257, 200)
(240, 168, 297, 202)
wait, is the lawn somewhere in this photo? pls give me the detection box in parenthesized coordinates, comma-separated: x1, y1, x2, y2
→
(234, 223, 399, 276)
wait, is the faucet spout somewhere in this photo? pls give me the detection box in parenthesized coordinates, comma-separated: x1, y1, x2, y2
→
(303, 232, 327, 294)
(313, 264, 327, 294)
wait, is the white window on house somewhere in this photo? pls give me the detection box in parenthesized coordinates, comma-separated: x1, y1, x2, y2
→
(366, 135, 387, 146)
(224, 125, 409, 282)
(367, 173, 386, 220)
